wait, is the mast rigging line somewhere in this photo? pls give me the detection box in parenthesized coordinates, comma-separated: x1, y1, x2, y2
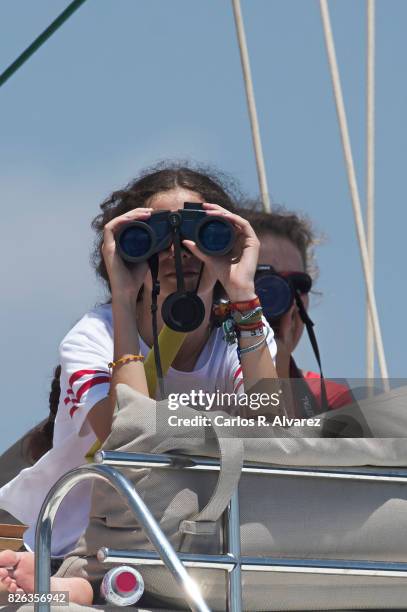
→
(319, 0, 389, 384)
(231, 0, 271, 213)
(0, 0, 386, 380)
(366, 0, 375, 379)
(0, 0, 89, 90)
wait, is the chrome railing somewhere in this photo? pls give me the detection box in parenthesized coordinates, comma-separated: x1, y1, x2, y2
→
(34, 451, 407, 612)
(34, 463, 210, 612)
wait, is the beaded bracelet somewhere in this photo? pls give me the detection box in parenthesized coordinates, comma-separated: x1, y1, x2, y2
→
(108, 354, 144, 370)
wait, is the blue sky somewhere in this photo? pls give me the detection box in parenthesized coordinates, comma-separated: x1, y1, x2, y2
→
(1, 0, 406, 451)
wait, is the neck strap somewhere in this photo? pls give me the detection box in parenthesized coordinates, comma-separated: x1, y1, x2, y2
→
(295, 292, 329, 411)
(148, 254, 165, 400)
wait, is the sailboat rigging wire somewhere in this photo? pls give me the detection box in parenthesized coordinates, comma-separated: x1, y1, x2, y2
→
(231, 0, 271, 213)
(0, 0, 89, 89)
(366, 0, 375, 380)
(319, 0, 389, 386)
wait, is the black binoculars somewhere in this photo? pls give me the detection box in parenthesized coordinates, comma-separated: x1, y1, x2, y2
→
(116, 202, 235, 263)
(254, 264, 312, 323)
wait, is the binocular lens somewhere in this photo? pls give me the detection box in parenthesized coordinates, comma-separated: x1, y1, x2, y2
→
(255, 274, 293, 320)
(118, 225, 152, 259)
(172, 296, 200, 326)
(198, 220, 233, 253)
(162, 292, 205, 332)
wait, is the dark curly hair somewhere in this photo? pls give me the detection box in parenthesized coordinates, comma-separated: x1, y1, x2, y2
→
(237, 204, 319, 280)
(91, 161, 239, 289)
(24, 366, 61, 464)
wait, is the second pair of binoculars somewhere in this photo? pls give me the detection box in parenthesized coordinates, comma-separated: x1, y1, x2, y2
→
(115, 202, 236, 263)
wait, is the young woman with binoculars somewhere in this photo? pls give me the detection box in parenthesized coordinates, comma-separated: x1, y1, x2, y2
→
(0, 163, 278, 563)
(85, 165, 278, 441)
(0, 167, 349, 605)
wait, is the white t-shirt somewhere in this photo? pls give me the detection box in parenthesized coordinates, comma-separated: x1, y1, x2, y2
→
(0, 304, 276, 556)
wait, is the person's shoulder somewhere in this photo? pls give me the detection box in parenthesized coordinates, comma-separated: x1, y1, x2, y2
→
(303, 371, 354, 409)
(85, 302, 113, 326)
(60, 303, 113, 347)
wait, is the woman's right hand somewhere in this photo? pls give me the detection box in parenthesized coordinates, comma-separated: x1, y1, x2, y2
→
(101, 208, 152, 303)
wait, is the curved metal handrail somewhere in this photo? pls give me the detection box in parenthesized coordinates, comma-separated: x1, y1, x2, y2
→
(34, 463, 210, 612)
(34, 453, 407, 611)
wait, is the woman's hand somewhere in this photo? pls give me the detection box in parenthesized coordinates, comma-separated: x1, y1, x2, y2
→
(183, 203, 259, 301)
(102, 208, 151, 303)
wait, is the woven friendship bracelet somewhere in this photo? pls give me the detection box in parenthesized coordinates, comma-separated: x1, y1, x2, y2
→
(232, 305, 263, 319)
(236, 320, 264, 331)
(213, 296, 262, 320)
(238, 326, 265, 338)
(108, 354, 144, 370)
(237, 325, 270, 358)
(222, 311, 264, 345)
(229, 296, 261, 312)
(233, 307, 263, 326)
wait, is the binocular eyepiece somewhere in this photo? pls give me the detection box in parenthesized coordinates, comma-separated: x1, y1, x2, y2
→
(114, 203, 236, 335)
(116, 202, 235, 262)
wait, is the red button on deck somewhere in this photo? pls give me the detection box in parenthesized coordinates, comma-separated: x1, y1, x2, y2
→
(101, 565, 145, 606)
(115, 570, 138, 594)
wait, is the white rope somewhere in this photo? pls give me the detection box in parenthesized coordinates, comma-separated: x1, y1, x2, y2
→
(319, 0, 389, 384)
(231, 0, 271, 212)
(366, 0, 375, 380)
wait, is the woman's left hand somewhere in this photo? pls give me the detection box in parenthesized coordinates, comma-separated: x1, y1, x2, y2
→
(182, 203, 259, 301)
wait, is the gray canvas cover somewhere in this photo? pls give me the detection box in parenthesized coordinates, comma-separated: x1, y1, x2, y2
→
(56, 384, 407, 610)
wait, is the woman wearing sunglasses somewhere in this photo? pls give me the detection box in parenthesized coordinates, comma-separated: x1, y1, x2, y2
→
(241, 208, 352, 415)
